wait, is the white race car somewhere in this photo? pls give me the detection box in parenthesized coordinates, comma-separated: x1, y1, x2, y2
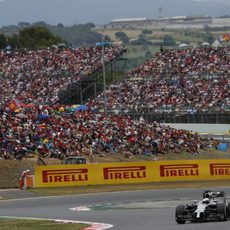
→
(175, 191, 230, 224)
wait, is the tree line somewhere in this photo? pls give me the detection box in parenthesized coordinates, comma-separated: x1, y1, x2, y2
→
(0, 21, 106, 49)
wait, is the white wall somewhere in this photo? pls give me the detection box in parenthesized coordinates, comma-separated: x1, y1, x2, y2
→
(160, 123, 230, 135)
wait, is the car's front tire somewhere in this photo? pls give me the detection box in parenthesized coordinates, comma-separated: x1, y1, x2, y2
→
(175, 205, 186, 224)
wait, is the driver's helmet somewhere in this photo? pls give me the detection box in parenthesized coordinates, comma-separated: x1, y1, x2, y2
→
(205, 193, 210, 199)
(202, 198, 210, 204)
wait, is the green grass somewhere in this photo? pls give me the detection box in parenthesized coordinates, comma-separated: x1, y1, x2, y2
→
(102, 29, 142, 42)
(0, 218, 89, 230)
(27, 179, 230, 197)
(172, 33, 203, 44)
(103, 28, 217, 70)
(127, 45, 160, 59)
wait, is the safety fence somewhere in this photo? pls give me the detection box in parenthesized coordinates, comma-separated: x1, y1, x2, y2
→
(33, 159, 230, 188)
(121, 112, 230, 124)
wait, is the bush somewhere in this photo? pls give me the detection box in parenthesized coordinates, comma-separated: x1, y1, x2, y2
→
(142, 29, 152, 35)
(130, 35, 152, 45)
(163, 34, 176, 46)
(115, 31, 129, 44)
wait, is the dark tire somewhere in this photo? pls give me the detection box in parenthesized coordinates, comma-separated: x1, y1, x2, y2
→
(175, 205, 186, 224)
(217, 203, 227, 221)
(227, 202, 230, 217)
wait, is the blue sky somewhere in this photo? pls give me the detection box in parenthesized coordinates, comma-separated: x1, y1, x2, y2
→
(0, 0, 230, 26)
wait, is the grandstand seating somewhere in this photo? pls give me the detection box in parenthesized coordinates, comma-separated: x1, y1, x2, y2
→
(0, 46, 227, 160)
(89, 47, 230, 122)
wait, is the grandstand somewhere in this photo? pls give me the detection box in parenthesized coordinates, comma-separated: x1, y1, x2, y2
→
(0, 44, 229, 161)
(58, 47, 127, 105)
(107, 15, 230, 30)
(89, 47, 230, 124)
(107, 15, 212, 29)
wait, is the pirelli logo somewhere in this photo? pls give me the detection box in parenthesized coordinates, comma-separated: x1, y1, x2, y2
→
(160, 164, 199, 177)
(42, 169, 88, 183)
(103, 166, 146, 180)
(210, 163, 230, 176)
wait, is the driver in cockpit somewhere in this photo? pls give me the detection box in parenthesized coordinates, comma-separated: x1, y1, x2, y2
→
(202, 193, 211, 204)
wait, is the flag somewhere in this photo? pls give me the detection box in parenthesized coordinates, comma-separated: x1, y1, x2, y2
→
(9, 99, 20, 111)
(223, 34, 230, 42)
(218, 34, 230, 43)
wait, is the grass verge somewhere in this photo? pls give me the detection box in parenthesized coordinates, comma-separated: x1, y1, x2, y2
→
(0, 218, 89, 230)
(28, 180, 230, 197)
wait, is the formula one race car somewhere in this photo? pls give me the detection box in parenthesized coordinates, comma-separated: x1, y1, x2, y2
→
(175, 191, 230, 224)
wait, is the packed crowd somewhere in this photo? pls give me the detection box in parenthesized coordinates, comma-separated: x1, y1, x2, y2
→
(0, 105, 214, 160)
(129, 47, 230, 78)
(90, 47, 230, 114)
(89, 75, 230, 114)
(0, 46, 225, 160)
(0, 46, 125, 105)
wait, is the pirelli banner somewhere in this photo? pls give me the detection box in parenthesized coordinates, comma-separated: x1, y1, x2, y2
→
(34, 159, 230, 187)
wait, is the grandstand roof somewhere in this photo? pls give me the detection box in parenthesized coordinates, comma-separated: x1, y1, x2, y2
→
(110, 18, 148, 23)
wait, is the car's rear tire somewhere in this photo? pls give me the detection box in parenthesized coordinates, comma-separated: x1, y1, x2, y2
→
(217, 203, 227, 221)
(175, 205, 186, 224)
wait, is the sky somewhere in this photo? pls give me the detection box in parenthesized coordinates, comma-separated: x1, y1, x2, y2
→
(0, 0, 230, 27)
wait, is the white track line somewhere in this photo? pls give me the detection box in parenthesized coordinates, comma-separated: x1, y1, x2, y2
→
(70, 206, 91, 211)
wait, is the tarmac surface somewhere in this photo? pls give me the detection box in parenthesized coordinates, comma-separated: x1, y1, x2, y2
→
(0, 189, 41, 200)
(1, 187, 230, 230)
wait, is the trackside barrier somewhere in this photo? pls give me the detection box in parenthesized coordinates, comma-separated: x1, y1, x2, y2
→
(34, 159, 230, 188)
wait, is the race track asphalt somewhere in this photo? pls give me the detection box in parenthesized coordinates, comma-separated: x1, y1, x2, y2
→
(1, 187, 230, 230)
